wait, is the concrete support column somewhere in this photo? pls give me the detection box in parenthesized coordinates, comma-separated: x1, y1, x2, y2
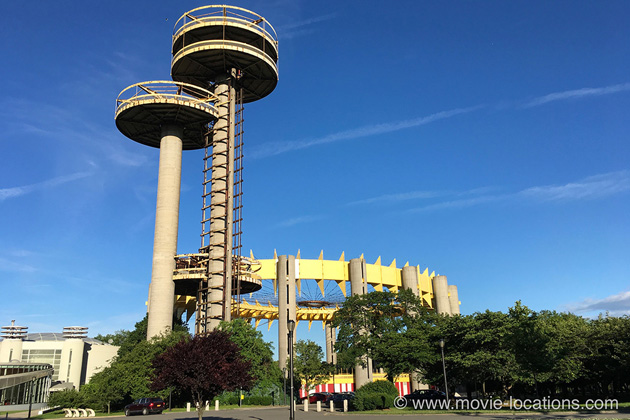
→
(277, 255, 297, 372)
(401, 266, 420, 297)
(448, 285, 460, 315)
(60, 339, 85, 389)
(349, 258, 372, 389)
(147, 124, 183, 339)
(433, 275, 451, 315)
(325, 322, 337, 365)
(401, 265, 422, 391)
(207, 77, 236, 330)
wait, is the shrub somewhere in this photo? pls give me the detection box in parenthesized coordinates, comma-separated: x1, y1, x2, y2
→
(353, 380, 399, 411)
(246, 395, 273, 405)
(48, 389, 85, 408)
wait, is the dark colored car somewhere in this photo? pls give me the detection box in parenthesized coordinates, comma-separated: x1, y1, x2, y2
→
(307, 392, 333, 403)
(124, 398, 165, 416)
(331, 392, 355, 403)
(403, 389, 447, 402)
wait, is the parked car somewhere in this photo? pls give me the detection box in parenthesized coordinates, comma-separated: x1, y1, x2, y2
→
(307, 392, 333, 403)
(331, 392, 355, 403)
(124, 398, 165, 416)
(403, 389, 447, 402)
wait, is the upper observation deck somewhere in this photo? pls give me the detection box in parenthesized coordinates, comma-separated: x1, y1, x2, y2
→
(115, 81, 219, 149)
(171, 5, 279, 103)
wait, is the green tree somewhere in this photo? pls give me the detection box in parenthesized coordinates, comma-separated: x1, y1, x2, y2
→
(218, 319, 282, 395)
(86, 315, 190, 412)
(333, 290, 436, 381)
(151, 332, 253, 420)
(293, 340, 333, 394)
(508, 301, 554, 396)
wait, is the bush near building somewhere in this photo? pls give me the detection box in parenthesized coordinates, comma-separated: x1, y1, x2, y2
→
(352, 380, 399, 411)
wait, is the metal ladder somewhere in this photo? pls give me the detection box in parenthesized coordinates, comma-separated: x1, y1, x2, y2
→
(233, 88, 244, 313)
(195, 80, 244, 334)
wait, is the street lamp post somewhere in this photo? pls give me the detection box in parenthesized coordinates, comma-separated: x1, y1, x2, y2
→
(288, 320, 296, 420)
(439, 339, 449, 403)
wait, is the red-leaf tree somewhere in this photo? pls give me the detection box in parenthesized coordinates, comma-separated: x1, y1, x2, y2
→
(151, 331, 253, 420)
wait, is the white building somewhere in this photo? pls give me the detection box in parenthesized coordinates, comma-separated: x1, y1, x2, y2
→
(0, 322, 119, 392)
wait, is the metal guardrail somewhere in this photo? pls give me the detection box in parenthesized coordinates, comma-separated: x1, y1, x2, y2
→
(115, 81, 219, 116)
(173, 5, 278, 47)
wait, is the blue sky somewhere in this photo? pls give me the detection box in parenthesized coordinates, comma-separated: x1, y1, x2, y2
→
(1, 1, 629, 355)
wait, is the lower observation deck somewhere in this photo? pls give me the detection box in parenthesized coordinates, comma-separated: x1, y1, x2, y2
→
(115, 81, 219, 149)
(173, 253, 263, 297)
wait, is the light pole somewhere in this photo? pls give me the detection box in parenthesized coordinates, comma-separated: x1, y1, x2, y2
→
(288, 320, 296, 420)
(439, 339, 449, 403)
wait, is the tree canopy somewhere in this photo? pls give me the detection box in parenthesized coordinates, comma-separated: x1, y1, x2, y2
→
(333, 291, 630, 400)
(293, 340, 334, 394)
(151, 331, 253, 420)
(218, 319, 282, 394)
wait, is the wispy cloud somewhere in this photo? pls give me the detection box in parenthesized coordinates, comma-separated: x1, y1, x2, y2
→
(564, 290, 630, 317)
(0, 257, 38, 273)
(0, 172, 92, 202)
(347, 186, 499, 207)
(249, 81, 630, 160)
(519, 171, 630, 201)
(277, 13, 337, 39)
(524, 83, 630, 108)
(251, 106, 482, 159)
(347, 191, 447, 206)
(405, 170, 630, 213)
(273, 215, 324, 228)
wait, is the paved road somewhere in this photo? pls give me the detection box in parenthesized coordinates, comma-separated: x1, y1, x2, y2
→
(5, 406, 630, 420)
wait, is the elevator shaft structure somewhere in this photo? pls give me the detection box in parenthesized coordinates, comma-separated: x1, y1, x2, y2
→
(170, 5, 278, 334)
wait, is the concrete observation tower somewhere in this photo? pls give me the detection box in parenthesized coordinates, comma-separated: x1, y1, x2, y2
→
(115, 5, 278, 338)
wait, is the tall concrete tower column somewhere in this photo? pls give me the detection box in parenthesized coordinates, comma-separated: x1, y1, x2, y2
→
(277, 255, 297, 372)
(448, 285, 460, 315)
(115, 81, 219, 339)
(325, 322, 337, 365)
(206, 77, 236, 330)
(433, 275, 452, 315)
(147, 125, 183, 338)
(168, 6, 279, 333)
(349, 258, 372, 389)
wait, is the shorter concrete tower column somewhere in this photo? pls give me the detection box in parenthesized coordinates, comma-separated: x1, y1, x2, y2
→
(448, 285, 460, 315)
(147, 125, 184, 339)
(0, 322, 25, 363)
(401, 266, 421, 391)
(401, 266, 420, 297)
(325, 322, 337, 365)
(60, 327, 87, 389)
(277, 255, 297, 373)
(349, 258, 372, 389)
(433, 275, 451, 315)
